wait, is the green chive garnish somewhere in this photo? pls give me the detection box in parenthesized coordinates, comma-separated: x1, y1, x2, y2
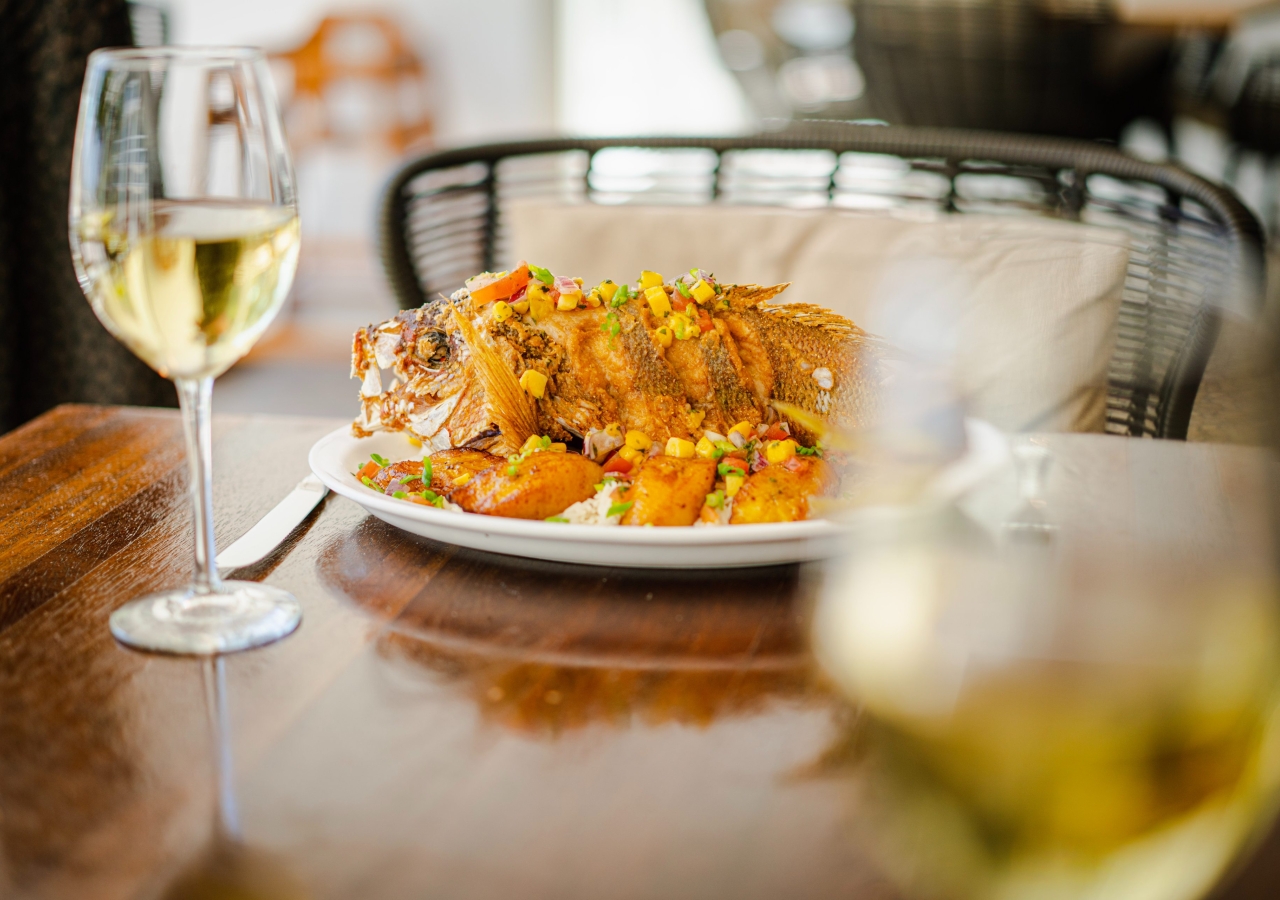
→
(393, 491, 407, 499)
(675, 280, 692, 299)
(529, 263, 554, 285)
(545, 515, 570, 523)
(432, 496, 445, 508)
(370, 453, 388, 466)
(607, 501, 634, 518)
(610, 284, 630, 307)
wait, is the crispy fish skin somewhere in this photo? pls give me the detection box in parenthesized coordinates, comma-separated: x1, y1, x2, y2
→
(729, 458, 838, 524)
(620, 457, 717, 527)
(451, 451, 602, 520)
(352, 280, 880, 453)
(427, 449, 502, 494)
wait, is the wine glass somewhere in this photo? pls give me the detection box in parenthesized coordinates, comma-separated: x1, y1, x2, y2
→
(69, 47, 302, 654)
(813, 504, 1280, 900)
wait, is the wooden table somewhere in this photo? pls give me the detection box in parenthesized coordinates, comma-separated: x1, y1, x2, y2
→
(1, 405, 1278, 900)
(1116, 1, 1268, 30)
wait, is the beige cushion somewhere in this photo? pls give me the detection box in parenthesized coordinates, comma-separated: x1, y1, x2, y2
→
(507, 203, 1130, 433)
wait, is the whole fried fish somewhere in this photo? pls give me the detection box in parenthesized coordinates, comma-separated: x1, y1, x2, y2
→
(351, 278, 881, 456)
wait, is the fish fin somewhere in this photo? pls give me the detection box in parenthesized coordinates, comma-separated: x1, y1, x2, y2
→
(450, 301, 538, 453)
(721, 283, 791, 310)
(759, 302, 868, 338)
(770, 400, 863, 452)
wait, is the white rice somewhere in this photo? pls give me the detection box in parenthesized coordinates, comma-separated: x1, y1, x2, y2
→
(556, 480, 626, 525)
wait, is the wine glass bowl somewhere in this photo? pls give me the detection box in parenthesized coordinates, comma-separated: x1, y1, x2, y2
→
(70, 47, 302, 654)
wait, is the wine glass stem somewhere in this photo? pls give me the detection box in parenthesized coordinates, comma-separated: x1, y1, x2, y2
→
(176, 377, 224, 594)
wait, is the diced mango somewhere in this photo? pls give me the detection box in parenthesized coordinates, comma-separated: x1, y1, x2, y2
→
(644, 285, 671, 318)
(765, 439, 798, 464)
(557, 291, 581, 311)
(691, 279, 716, 304)
(625, 430, 652, 452)
(687, 409, 706, 430)
(452, 473, 473, 486)
(597, 280, 619, 302)
(654, 325, 673, 348)
(695, 436, 716, 459)
(618, 445, 645, 466)
(549, 442, 567, 453)
(492, 301, 514, 322)
(519, 369, 548, 399)
(605, 423, 623, 440)
(729, 421, 754, 439)
(665, 437, 696, 459)
(725, 472, 745, 498)
(639, 270, 664, 290)
(512, 299, 530, 314)
(529, 293, 554, 322)
(583, 290, 602, 308)
(408, 436, 423, 448)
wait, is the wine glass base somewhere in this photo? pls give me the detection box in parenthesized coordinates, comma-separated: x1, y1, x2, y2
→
(109, 581, 301, 655)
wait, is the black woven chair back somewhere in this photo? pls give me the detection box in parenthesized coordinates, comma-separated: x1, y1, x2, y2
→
(852, 0, 1172, 141)
(379, 124, 1262, 440)
(1231, 56, 1280, 155)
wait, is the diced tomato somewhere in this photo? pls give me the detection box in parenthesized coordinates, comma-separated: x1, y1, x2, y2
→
(356, 461, 381, 481)
(671, 294, 690, 313)
(602, 453, 634, 475)
(471, 263, 531, 304)
(719, 457, 748, 474)
(764, 424, 790, 442)
(696, 308, 714, 333)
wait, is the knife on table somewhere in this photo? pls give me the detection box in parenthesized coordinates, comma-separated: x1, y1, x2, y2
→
(216, 474, 329, 571)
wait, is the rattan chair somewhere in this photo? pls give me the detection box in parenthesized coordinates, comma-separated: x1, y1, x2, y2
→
(379, 123, 1262, 440)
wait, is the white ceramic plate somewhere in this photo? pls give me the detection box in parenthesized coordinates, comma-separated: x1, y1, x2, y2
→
(309, 420, 1008, 569)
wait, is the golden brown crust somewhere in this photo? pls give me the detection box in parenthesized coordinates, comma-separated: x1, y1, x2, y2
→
(428, 449, 502, 494)
(620, 457, 717, 527)
(729, 458, 836, 524)
(451, 451, 602, 520)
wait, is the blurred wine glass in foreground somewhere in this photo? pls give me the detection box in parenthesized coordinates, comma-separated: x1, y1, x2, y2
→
(70, 47, 301, 654)
(814, 502, 1280, 900)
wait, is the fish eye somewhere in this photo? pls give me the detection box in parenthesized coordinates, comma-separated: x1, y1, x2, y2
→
(416, 330, 450, 370)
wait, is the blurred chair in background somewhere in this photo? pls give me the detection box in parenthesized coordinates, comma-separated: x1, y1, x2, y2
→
(851, 0, 1174, 140)
(214, 14, 431, 417)
(0, 0, 174, 434)
(704, 0, 1175, 141)
(271, 15, 433, 159)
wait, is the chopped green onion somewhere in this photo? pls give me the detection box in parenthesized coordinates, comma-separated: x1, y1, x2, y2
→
(610, 284, 631, 308)
(545, 515, 570, 523)
(717, 462, 741, 477)
(601, 311, 621, 337)
(705, 490, 725, 509)
(507, 465, 519, 477)
(675, 280, 692, 299)
(432, 496, 445, 508)
(796, 445, 823, 457)
(370, 453, 389, 466)
(607, 500, 634, 518)
(539, 435, 551, 449)
(393, 491, 407, 499)
(529, 263, 554, 285)
(361, 476, 381, 491)
(421, 457, 433, 484)
(422, 489, 439, 501)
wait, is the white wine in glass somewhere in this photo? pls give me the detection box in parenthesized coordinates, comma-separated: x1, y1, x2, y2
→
(70, 47, 303, 654)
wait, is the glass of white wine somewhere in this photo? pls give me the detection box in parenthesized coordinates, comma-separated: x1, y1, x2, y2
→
(69, 47, 302, 654)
